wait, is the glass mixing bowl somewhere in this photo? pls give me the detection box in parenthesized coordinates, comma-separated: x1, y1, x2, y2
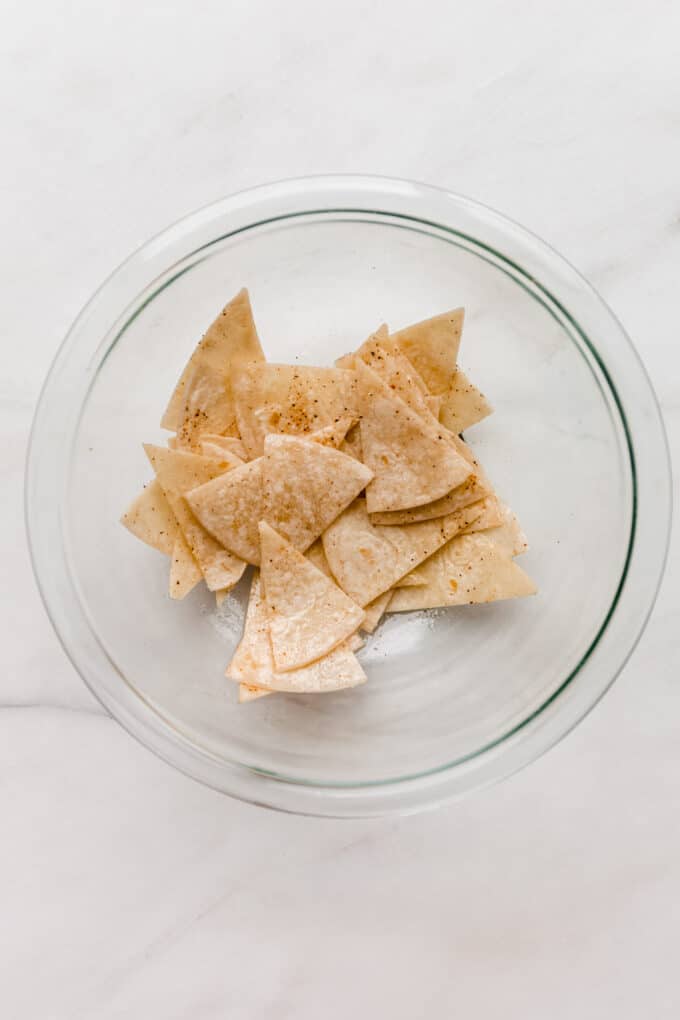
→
(26, 176, 671, 816)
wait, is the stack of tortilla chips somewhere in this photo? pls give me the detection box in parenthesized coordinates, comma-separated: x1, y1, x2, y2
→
(122, 289, 536, 701)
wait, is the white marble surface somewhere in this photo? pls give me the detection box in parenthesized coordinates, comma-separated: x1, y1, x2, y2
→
(2, 1, 679, 1015)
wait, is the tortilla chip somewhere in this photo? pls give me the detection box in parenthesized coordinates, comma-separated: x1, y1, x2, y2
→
(369, 471, 491, 526)
(370, 433, 496, 525)
(389, 309, 464, 395)
(120, 479, 180, 555)
(227, 573, 366, 693)
(340, 422, 363, 461)
(396, 498, 504, 586)
(233, 362, 357, 458)
(360, 590, 393, 633)
(187, 422, 354, 566)
(263, 434, 372, 552)
(232, 362, 283, 457)
(166, 492, 247, 591)
(459, 496, 504, 533)
(169, 533, 202, 599)
(394, 567, 427, 587)
(475, 502, 529, 557)
(305, 540, 334, 578)
(425, 395, 442, 417)
(187, 420, 356, 571)
(389, 533, 537, 611)
(198, 434, 248, 461)
(144, 444, 246, 591)
(439, 368, 493, 433)
(259, 522, 365, 671)
(355, 359, 472, 512)
(161, 289, 264, 444)
(336, 325, 385, 365)
(321, 498, 486, 607)
(171, 362, 235, 448)
(354, 334, 443, 428)
(306, 546, 392, 636)
(238, 682, 272, 703)
(188, 457, 264, 565)
(346, 631, 365, 652)
(306, 415, 356, 448)
(144, 443, 241, 492)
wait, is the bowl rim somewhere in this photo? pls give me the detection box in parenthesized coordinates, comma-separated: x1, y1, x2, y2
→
(25, 173, 673, 817)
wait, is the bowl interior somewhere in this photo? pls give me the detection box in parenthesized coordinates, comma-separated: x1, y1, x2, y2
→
(65, 210, 633, 785)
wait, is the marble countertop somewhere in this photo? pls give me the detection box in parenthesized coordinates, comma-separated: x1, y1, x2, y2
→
(3, 1, 678, 1016)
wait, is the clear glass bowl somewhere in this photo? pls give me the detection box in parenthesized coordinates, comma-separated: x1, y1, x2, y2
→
(26, 176, 671, 817)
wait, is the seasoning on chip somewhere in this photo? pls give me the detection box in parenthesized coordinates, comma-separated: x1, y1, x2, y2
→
(162, 288, 264, 446)
(259, 522, 365, 672)
(123, 289, 536, 700)
(355, 359, 472, 513)
(227, 573, 366, 694)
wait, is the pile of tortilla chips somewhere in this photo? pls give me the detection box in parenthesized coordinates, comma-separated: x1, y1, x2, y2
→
(122, 289, 536, 702)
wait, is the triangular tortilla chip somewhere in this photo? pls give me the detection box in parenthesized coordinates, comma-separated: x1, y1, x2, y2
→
(120, 479, 180, 555)
(227, 574, 366, 693)
(233, 362, 357, 458)
(305, 415, 356, 448)
(395, 567, 427, 587)
(144, 444, 246, 591)
(340, 422, 363, 461)
(360, 590, 393, 634)
(458, 496, 504, 533)
(439, 368, 493, 433)
(335, 323, 389, 372)
(355, 359, 472, 512)
(304, 550, 372, 636)
(397, 500, 512, 587)
(305, 547, 388, 636)
(370, 434, 494, 525)
(369, 472, 491, 526)
(263, 434, 372, 552)
(346, 332, 490, 475)
(356, 334, 442, 428)
(166, 493, 246, 591)
(321, 498, 486, 606)
(470, 502, 528, 557)
(171, 362, 235, 448)
(198, 434, 247, 461)
(161, 289, 264, 444)
(335, 323, 390, 363)
(390, 308, 464, 394)
(144, 443, 241, 492)
(187, 423, 354, 566)
(169, 533, 202, 599)
(232, 363, 286, 458)
(259, 522, 365, 671)
(305, 540, 334, 578)
(188, 457, 264, 565)
(395, 497, 507, 587)
(389, 533, 537, 611)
